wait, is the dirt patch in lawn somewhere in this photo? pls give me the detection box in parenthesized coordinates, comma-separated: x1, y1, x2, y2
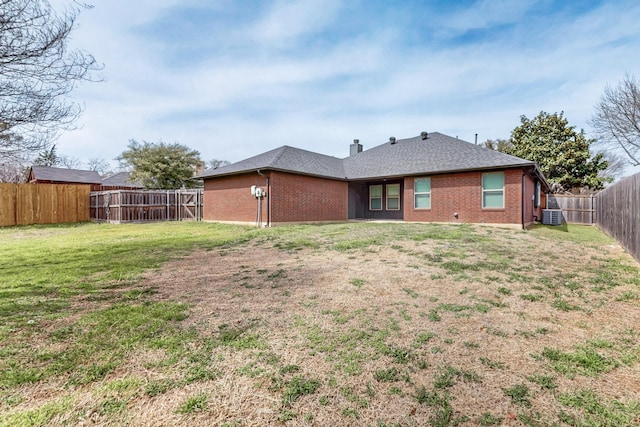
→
(121, 227, 640, 426)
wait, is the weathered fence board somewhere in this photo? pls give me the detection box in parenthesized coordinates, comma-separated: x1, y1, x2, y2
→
(0, 183, 91, 226)
(547, 194, 596, 224)
(596, 173, 640, 263)
(90, 189, 203, 223)
(0, 184, 17, 226)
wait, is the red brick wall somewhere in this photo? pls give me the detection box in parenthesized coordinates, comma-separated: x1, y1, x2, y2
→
(203, 171, 348, 224)
(269, 171, 348, 223)
(403, 169, 524, 225)
(204, 168, 536, 226)
(203, 172, 269, 223)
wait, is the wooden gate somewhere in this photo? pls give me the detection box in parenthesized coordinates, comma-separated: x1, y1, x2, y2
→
(90, 189, 203, 223)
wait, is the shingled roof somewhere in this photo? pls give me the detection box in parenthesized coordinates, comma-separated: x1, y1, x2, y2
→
(101, 172, 144, 188)
(29, 166, 102, 184)
(201, 145, 346, 179)
(199, 132, 537, 180)
(343, 132, 534, 179)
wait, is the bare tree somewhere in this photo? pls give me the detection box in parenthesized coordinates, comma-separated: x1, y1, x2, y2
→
(590, 74, 640, 166)
(86, 157, 112, 175)
(207, 158, 231, 169)
(0, 163, 27, 182)
(480, 138, 512, 153)
(599, 151, 627, 182)
(0, 0, 101, 162)
(58, 154, 83, 169)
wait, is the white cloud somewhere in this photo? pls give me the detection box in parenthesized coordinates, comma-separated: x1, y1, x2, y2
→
(45, 0, 640, 177)
(251, 0, 343, 46)
(442, 0, 538, 33)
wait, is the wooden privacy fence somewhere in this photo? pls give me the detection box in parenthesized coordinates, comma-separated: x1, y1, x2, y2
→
(546, 194, 596, 224)
(596, 172, 640, 263)
(0, 183, 90, 226)
(90, 189, 203, 223)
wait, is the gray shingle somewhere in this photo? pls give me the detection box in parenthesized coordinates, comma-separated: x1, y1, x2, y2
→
(198, 132, 535, 181)
(101, 172, 143, 188)
(343, 132, 534, 179)
(198, 146, 345, 179)
(30, 166, 102, 184)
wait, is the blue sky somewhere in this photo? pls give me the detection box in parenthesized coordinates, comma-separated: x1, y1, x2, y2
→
(56, 0, 640, 175)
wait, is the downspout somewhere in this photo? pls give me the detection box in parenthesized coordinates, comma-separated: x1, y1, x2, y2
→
(521, 172, 526, 230)
(257, 169, 270, 227)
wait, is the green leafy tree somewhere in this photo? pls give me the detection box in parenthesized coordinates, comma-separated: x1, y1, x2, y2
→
(508, 111, 608, 192)
(117, 139, 202, 189)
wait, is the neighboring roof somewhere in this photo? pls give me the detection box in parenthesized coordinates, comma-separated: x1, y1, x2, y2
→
(29, 166, 102, 184)
(101, 171, 144, 188)
(200, 145, 346, 179)
(198, 132, 540, 182)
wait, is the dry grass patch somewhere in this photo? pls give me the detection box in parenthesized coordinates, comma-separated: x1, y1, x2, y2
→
(1, 222, 640, 426)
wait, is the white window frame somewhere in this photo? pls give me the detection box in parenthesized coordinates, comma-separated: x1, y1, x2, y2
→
(386, 183, 400, 211)
(482, 172, 505, 209)
(369, 184, 383, 211)
(413, 177, 431, 209)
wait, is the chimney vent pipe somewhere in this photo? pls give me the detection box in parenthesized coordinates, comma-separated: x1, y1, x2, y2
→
(390, 136, 396, 144)
(421, 131, 428, 140)
(350, 138, 363, 156)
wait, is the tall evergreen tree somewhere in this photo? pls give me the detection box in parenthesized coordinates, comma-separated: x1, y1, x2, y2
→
(117, 140, 202, 189)
(508, 111, 608, 192)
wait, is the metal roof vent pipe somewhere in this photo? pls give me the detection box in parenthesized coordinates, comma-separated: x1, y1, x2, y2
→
(421, 131, 428, 140)
(390, 136, 396, 144)
(350, 139, 363, 156)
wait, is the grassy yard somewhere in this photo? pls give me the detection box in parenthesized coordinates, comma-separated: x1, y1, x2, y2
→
(0, 221, 639, 426)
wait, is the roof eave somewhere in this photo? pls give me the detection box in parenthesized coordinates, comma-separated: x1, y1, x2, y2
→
(347, 162, 536, 181)
(199, 167, 347, 181)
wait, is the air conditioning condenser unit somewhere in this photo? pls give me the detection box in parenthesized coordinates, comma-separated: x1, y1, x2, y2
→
(542, 209, 563, 226)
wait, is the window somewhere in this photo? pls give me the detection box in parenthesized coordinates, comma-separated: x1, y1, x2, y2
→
(369, 184, 382, 210)
(482, 172, 504, 208)
(414, 177, 431, 209)
(534, 181, 541, 208)
(386, 184, 400, 210)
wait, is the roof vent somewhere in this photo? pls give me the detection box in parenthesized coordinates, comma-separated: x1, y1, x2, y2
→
(350, 139, 363, 156)
(421, 131, 428, 140)
(389, 136, 396, 144)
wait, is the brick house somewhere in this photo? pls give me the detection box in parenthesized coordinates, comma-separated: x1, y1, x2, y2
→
(198, 132, 549, 228)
